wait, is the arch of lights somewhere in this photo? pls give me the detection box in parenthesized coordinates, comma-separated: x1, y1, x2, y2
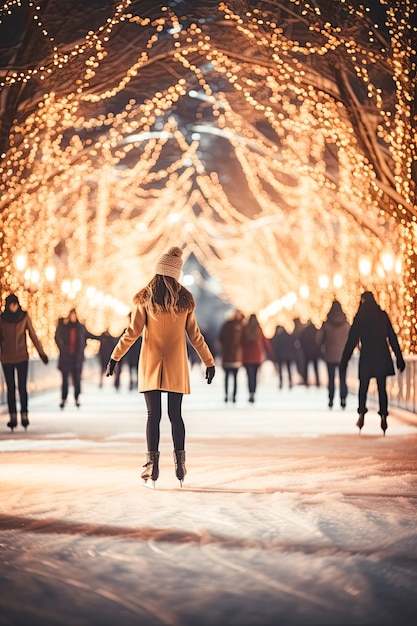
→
(0, 0, 415, 353)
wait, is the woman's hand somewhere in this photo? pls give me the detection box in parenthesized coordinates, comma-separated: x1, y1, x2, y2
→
(106, 358, 117, 376)
(205, 366, 215, 384)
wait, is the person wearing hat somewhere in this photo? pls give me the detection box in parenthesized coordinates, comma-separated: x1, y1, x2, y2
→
(339, 291, 405, 435)
(106, 246, 215, 487)
(0, 294, 49, 431)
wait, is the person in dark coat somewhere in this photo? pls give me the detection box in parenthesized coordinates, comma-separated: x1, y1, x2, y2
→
(291, 317, 306, 382)
(339, 291, 405, 435)
(108, 313, 142, 391)
(317, 300, 351, 409)
(0, 294, 48, 431)
(55, 308, 100, 409)
(218, 309, 244, 403)
(299, 319, 321, 387)
(125, 335, 142, 390)
(270, 324, 297, 388)
(114, 324, 142, 391)
(97, 329, 118, 388)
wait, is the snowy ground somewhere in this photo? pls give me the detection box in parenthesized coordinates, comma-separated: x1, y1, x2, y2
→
(1, 362, 417, 626)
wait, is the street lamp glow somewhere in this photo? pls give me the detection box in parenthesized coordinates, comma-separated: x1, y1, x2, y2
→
(333, 273, 343, 288)
(182, 274, 195, 286)
(359, 257, 372, 276)
(318, 275, 329, 289)
(72, 279, 82, 292)
(61, 279, 71, 295)
(381, 252, 394, 272)
(282, 292, 297, 309)
(45, 266, 56, 282)
(14, 253, 27, 272)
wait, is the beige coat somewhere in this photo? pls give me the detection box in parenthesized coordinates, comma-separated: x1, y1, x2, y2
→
(111, 286, 215, 394)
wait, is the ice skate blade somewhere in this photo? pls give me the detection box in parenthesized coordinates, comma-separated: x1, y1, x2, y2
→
(142, 479, 155, 489)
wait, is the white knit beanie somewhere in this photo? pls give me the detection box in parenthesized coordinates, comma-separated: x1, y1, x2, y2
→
(155, 246, 183, 281)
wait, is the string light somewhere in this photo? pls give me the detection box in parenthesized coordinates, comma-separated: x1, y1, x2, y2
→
(0, 0, 415, 351)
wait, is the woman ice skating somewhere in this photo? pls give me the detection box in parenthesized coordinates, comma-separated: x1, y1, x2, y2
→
(106, 246, 215, 488)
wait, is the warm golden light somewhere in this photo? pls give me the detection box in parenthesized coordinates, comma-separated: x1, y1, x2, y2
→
(45, 266, 56, 282)
(319, 275, 330, 290)
(359, 258, 372, 277)
(333, 274, 343, 289)
(0, 0, 415, 351)
(14, 253, 27, 272)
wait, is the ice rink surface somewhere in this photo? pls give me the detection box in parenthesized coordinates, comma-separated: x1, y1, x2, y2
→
(1, 363, 417, 625)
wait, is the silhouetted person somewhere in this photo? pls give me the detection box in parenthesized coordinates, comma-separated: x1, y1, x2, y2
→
(241, 313, 273, 403)
(121, 335, 142, 390)
(299, 319, 321, 387)
(340, 291, 405, 435)
(0, 294, 48, 431)
(97, 329, 118, 388)
(270, 324, 297, 389)
(317, 300, 350, 409)
(292, 317, 306, 383)
(55, 308, 100, 409)
(111, 313, 142, 391)
(218, 309, 244, 403)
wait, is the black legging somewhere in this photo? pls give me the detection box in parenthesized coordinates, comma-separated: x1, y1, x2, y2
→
(61, 359, 82, 401)
(244, 363, 260, 394)
(1, 360, 29, 415)
(143, 390, 184, 451)
(224, 367, 239, 400)
(302, 358, 320, 387)
(326, 362, 347, 404)
(358, 375, 388, 416)
(276, 360, 293, 388)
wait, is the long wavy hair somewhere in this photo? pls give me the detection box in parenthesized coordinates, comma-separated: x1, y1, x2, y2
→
(143, 274, 181, 318)
(243, 313, 261, 342)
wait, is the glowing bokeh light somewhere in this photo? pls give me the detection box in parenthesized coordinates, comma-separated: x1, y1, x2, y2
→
(0, 0, 415, 351)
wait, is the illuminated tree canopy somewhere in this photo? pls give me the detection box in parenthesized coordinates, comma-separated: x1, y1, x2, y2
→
(0, 0, 416, 350)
